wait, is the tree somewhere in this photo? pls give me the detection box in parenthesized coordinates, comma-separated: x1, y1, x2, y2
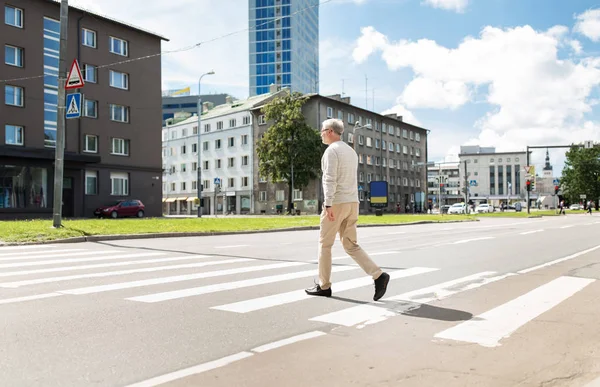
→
(256, 92, 324, 213)
(560, 145, 600, 206)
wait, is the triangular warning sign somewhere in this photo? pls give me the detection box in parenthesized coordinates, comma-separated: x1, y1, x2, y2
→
(67, 96, 80, 115)
(524, 166, 532, 174)
(65, 59, 85, 89)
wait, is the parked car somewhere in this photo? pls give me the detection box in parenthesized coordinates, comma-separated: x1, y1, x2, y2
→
(94, 200, 145, 218)
(448, 203, 466, 214)
(569, 204, 583, 210)
(475, 203, 494, 213)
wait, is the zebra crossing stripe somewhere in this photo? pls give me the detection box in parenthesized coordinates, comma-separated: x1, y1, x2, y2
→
(434, 276, 595, 347)
(211, 267, 438, 313)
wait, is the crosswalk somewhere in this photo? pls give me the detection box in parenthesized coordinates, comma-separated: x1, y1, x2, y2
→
(0, 243, 597, 350)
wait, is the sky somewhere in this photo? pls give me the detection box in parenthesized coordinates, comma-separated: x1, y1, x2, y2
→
(68, 0, 600, 175)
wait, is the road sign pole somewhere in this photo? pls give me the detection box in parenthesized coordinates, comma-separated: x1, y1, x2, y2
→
(52, 0, 69, 228)
(526, 146, 530, 215)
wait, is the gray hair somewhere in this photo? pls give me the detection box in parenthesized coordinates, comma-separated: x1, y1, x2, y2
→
(322, 118, 344, 135)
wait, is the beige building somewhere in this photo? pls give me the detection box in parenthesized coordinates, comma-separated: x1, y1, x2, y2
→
(250, 90, 430, 214)
(458, 145, 537, 206)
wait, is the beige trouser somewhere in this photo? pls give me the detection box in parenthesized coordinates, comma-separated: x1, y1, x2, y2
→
(318, 202, 383, 290)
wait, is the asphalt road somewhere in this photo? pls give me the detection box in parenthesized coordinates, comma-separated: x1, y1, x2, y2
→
(2, 214, 600, 387)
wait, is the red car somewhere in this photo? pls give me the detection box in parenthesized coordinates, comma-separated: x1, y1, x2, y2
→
(94, 200, 145, 218)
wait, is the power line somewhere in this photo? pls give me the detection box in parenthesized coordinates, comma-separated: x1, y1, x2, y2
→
(0, 0, 335, 85)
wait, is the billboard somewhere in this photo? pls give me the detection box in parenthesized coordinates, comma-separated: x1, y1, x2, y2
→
(369, 181, 388, 208)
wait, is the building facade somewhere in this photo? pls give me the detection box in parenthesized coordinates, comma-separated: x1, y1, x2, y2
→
(162, 90, 287, 215)
(1, 0, 167, 219)
(251, 93, 430, 214)
(248, 0, 319, 97)
(427, 162, 463, 207)
(162, 94, 232, 125)
(459, 145, 535, 206)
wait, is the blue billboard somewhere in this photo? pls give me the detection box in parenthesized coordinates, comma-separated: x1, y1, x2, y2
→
(369, 181, 388, 208)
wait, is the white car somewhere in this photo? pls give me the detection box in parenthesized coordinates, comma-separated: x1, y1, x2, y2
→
(448, 203, 466, 214)
(475, 204, 494, 213)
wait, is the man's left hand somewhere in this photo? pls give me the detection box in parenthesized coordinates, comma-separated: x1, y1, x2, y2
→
(324, 207, 335, 221)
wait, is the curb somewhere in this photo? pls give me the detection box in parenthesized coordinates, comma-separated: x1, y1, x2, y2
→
(0, 219, 478, 246)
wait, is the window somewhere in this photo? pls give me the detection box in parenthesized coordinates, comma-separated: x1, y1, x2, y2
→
(110, 172, 129, 196)
(111, 138, 129, 156)
(293, 189, 302, 201)
(243, 116, 251, 125)
(276, 190, 285, 201)
(82, 28, 96, 48)
(217, 121, 223, 130)
(181, 182, 186, 191)
(216, 159, 222, 168)
(202, 142, 208, 151)
(415, 133, 421, 142)
(180, 163, 186, 172)
(0, 166, 47, 208)
(215, 139, 221, 149)
(181, 145, 186, 154)
(110, 70, 128, 90)
(109, 37, 128, 56)
(241, 135, 248, 145)
(204, 124, 210, 132)
(5, 125, 23, 145)
(259, 191, 267, 201)
(85, 171, 97, 195)
(229, 119, 236, 128)
(5, 45, 23, 67)
(228, 137, 235, 147)
(83, 64, 97, 83)
(5, 85, 23, 106)
(84, 135, 98, 153)
(228, 178, 235, 187)
(259, 115, 266, 125)
(241, 177, 249, 187)
(228, 157, 235, 167)
(242, 155, 249, 166)
(5, 6, 23, 28)
(84, 99, 97, 118)
(110, 104, 129, 122)
(327, 107, 333, 118)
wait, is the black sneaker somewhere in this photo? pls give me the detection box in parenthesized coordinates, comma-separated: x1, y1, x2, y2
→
(305, 284, 332, 297)
(373, 272, 390, 301)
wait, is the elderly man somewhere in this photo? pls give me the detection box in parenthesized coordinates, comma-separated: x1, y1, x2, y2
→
(305, 118, 390, 301)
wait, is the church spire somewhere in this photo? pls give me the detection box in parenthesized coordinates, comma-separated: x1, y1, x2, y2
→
(543, 148, 553, 171)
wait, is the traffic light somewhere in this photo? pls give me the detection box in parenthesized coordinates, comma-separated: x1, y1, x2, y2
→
(526, 180, 531, 191)
(554, 185, 559, 194)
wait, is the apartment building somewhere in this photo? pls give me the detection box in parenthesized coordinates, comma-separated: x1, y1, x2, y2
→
(162, 93, 233, 125)
(427, 162, 463, 207)
(162, 90, 287, 215)
(459, 145, 535, 206)
(1, 1, 167, 219)
(251, 92, 430, 214)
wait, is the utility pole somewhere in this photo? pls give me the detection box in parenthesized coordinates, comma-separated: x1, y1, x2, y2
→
(464, 160, 469, 214)
(52, 0, 69, 228)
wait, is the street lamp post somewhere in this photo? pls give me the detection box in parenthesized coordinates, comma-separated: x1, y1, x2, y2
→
(196, 70, 215, 218)
(353, 122, 372, 211)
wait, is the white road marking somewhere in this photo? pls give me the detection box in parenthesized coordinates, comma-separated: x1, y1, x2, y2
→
(0, 258, 254, 288)
(387, 231, 406, 235)
(0, 250, 116, 262)
(0, 292, 63, 305)
(0, 254, 211, 278)
(518, 244, 600, 274)
(0, 245, 58, 251)
(309, 271, 503, 327)
(251, 331, 326, 353)
(0, 253, 164, 269)
(310, 251, 399, 263)
(560, 225, 575, 229)
(520, 229, 544, 235)
(211, 267, 438, 313)
(214, 245, 250, 249)
(126, 266, 359, 303)
(0, 249, 86, 258)
(453, 237, 495, 244)
(58, 261, 308, 295)
(123, 352, 254, 387)
(434, 276, 595, 347)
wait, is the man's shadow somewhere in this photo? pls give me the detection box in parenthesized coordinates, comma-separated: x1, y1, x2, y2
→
(329, 296, 474, 322)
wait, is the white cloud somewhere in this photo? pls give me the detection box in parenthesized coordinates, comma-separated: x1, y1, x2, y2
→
(352, 24, 600, 164)
(574, 8, 600, 42)
(69, 0, 250, 97)
(422, 0, 469, 13)
(380, 104, 422, 126)
(400, 77, 470, 109)
(569, 40, 583, 54)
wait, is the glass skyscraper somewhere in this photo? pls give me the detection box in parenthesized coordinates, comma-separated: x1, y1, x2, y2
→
(248, 0, 319, 96)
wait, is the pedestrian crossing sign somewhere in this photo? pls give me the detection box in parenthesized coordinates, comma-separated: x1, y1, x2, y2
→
(66, 93, 82, 119)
